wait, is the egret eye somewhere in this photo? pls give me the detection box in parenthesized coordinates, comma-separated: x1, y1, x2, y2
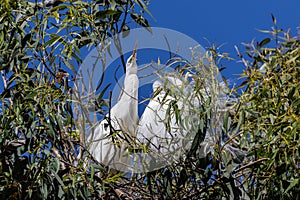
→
(103, 123, 109, 131)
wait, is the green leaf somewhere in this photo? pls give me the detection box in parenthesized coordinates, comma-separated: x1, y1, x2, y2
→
(292, 98, 300, 108)
(188, 122, 206, 157)
(271, 13, 277, 25)
(49, 4, 69, 12)
(63, 59, 76, 72)
(95, 9, 120, 19)
(89, 164, 95, 186)
(121, 25, 130, 38)
(25, 91, 38, 100)
(21, 33, 32, 48)
(178, 168, 188, 186)
(285, 178, 299, 194)
(134, 0, 154, 19)
(58, 186, 64, 198)
(51, 169, 65, 187)
(44, 34, 63, 47)
(130, 13, 152, 33)
(257, 38, 271, 49)
(91, 163, 106, 172)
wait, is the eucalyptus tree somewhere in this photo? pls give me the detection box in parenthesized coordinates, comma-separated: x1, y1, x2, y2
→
(113, 24, 300, 199)
(234, 23, 300, 199)
(0, 0, 151, 198)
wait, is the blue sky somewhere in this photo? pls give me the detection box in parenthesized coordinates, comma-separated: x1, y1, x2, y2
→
(146, 0, 300, 80)
(97, 1, 300, 116)
(1, 1, 299, 117)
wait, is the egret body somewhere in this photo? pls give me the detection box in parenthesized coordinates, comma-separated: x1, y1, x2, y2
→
(88, 48, 139, 169)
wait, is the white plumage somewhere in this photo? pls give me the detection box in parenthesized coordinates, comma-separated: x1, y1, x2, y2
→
(112, 51, 139, 135)
(87, 48, 244, 172)
(88, 48, 139, 169)
(136, 77, 189, 163)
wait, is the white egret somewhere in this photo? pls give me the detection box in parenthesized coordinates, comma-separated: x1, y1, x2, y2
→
(136, 77, 190, 165)
(87, 47, 245, 172)
(112, 47, 139, 135)
(137, 80, 168, 149)
(88, 46, 139, 170)
(136, 70, 242, 166)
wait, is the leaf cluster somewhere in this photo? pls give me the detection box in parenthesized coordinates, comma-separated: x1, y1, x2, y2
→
(235, 26, 300, 199)
(0, 0, 151, 199)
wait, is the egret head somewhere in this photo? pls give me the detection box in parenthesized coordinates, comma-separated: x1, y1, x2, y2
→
(166, 76, 183, 87)
(126, 45, 137, 74)
(152, 80, 163, 92)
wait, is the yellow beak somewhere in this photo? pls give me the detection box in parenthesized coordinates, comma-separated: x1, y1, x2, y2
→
(132, 40, 138, 58)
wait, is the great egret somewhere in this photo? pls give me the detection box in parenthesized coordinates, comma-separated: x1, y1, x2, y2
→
(136, 77, 191, 165)
(88, 47, 139, 169)
(136, 71, 242, 166)
(87, 47, 245, 172)
(137, 80, 169, 150)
